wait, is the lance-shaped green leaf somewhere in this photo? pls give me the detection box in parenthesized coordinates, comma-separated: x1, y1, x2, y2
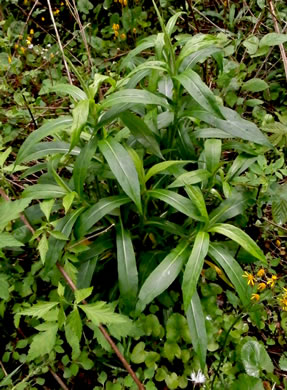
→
(226, 154, 258, 181)
(0, 233, 24, 248)
(21, 142, 81, 163)
(175, 69, 224, 119)
(89, 74, 115, 99)
(208, 191, 250, 226)
(99, 138, 142, 212)
(189, 107, 271, 147)
(116, 219, 138, 311)
(168, 169, 211, 188)
(145, 161, 190, 182)
(79, 301, 127, 326)
(76, 196, 130, 237)
(120, 35, 157, 70)
(209, 223, 266, 263)
(73, 136, 98, 197)
(0, 198, 31, 231)
(208, 243, 251, 306)
(182, 232, 209, 311)
(184, 185, 208, 220)
(137, 240, 190, 312)
(70, 99, 90, 150)
(49, 84, 87, 101)
(100, 89, 169, 110)
(166, 12, 184, 36)
(45, 208, 84, 270)
(147, 189, 204, 221)
(16, 116, 73, 165)
(120, 111, 163, 159)
(186, 291, 207, 369)
(204, 139, 221, 173)
(22, 184, 68, 200)
(19, 302, 59, 318)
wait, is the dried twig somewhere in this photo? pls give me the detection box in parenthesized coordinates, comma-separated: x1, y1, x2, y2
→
(46, 0, 73, 84)
(267, 0, 287, 82)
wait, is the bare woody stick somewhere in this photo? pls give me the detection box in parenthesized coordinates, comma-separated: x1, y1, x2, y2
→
(46, 0, 73, 85)
(0, 188, 145, 390)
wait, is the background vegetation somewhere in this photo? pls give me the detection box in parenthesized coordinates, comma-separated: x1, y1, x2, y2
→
(0, 0, 287, 389)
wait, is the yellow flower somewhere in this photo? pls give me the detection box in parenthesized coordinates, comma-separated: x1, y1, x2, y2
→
(243, 271, 255, 286)
(60, 1, 64, 5)
(112, 23, 120, 31)
(133, 27, 137, 33)
(114, 30, 119, 37)
(8, 55, 12, 64)
(251, 293, 260, 301)
(267, 275, 278, 288)
(20, 46, 26, 54)
(257, 282, 266, 291)
(41, 16, 45, 21)
(30, 29, 34, 35)
(14, 43, 19, 49)
(257, 268, 265, 277)
(120, 33, 126, 40)
(279, 297, 287, 311)
(53, 9, 60, 15)
(276, 239, 281, 247)
(123, 0, 128, 5)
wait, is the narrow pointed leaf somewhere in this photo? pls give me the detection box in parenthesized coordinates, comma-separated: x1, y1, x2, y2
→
(120, 111, 163, 158)
(145, 161, 190, 182)
(208, 243, 251, 306)
(22, 184, 68, 200)
(70, 99, 90, 150)
(45, 208, 84, 270)
(186, 291, 207, 369)
(73, 136, 98, 197)
(137, 240, 190, 312)
(168, 169, 211, 188)
(204, 139, 221, 173)
(101, 89, 169, 110)
(209, 223, 266, 263)
(148, 189, 204, 221)
(0, 233, 24, 248)
(209, 191, 249, 226)
(184, 185, 208, 220)
(76, 196, 130, 237)
(116, 220, 138, 310)
(175, 69, 224, 118)
(99, 138, 141, 212)
(16, 116, 73, 165)
(21, 142, 81, 163)
(49, 84, 87, 101)
(182, 231, 209, 311)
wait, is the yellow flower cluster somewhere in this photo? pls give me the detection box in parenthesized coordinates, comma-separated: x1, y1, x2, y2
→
(243, 268, 278, 303)
(115, 0, 128, 5)
(279, 288, 287, 311)
(112, 24, 126, 40)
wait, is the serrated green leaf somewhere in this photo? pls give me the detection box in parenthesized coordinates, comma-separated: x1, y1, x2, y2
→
(38, 234, 49, 264)
(19, 302, 59, 318)
(0, 233, 24, 248)
(0, 198, 31, 231)
(272, 199, 287, 225)
(75, 287, 93, 304)
(182, 232, 209, 311)
(65, 308, 82, 359)
(79, 301, 127, 326)
(27, 323, 58, 361)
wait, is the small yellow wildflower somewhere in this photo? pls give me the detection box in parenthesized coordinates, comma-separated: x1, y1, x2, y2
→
(30, 29, 34, 35)
(123, 0, 128, 5)
(14, 43, 19, 49)
(114, 30, 119, 37)
(267, 275, 278, 288)
(112, 23, 120, 31)
(276, 239, 281, 247)
(60, 1, 64, 5)
(53, 9, 60, 15)
(243, 271, 255, 286)
(20, 46, 26, 54)
(257, 268, 265, 277)
(8, 55, 12, 64)
(120, 33, 126, 40)
(251, 293, 260, 301)
(257, 282, 266, 291)
(133, 27, 137, 33)
(41, 16, 45, 21)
